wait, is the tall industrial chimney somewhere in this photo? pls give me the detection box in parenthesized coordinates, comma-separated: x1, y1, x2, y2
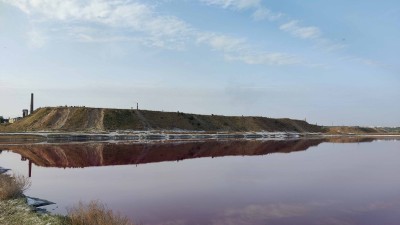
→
(30, 93, 34, 114)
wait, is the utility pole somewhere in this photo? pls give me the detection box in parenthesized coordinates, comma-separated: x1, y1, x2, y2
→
(137, 102, 138, 110)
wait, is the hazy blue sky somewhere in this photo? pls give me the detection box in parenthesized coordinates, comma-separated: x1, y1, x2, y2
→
(1, 0, 399, 126)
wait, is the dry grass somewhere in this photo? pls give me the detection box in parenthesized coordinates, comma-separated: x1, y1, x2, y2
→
(0, 198, 69, 225)
(326, 126, 382, 134)
(67, 200, 135, 225)
(1, 106, 325, 133)
(1, 174, 132, 225)
(0, 173, 31, 200)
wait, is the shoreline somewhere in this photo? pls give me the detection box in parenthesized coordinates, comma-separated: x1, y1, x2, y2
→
(0, 131, 399, 144)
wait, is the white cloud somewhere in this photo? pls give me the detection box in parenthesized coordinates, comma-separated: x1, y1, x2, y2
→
(3, 0, 302, 66)
(198, 33, 301, 66)
(201, 0, 283, 22)
(200, 0, 345, 53)
(9, 0, 151, 23)
(202, 1, 318, 40)
(4, 0, 191, 49)
(280, 20, 321, 40)
(279, 21, 347, 53)
(197, 33, 247, 52)
(316, 39, 346, 52)
(201, 0, 261, 10)
(225, 52, 300, 66)
(340, 56, 387, 68)
(252, 7, 283, 21)
(27, 29, 46, 48)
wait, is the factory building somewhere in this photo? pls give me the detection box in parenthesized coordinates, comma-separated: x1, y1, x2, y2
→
(23, 109, 29, 117)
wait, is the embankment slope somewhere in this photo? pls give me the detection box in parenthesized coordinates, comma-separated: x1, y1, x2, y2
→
(0, 107, 323, 133)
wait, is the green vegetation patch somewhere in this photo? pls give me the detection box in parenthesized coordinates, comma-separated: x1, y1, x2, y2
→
(141, 110, 196, 130)
(103, 109, 141, 130)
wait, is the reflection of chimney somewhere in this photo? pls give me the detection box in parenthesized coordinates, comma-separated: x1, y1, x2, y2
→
(30, 93, 34, 114)
(29, 160, 32, 178)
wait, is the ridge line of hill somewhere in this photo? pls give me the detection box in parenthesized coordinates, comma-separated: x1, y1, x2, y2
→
(0, 107, 390, 134)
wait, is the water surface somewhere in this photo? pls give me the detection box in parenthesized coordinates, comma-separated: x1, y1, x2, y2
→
(0, 137, 399, 225)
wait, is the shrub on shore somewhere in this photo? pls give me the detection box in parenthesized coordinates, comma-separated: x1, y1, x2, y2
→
(67, 200, 134, 225)
(0, 173, 31, 200)
(0, 174, 134, 225)
(0, 198, 69, 225)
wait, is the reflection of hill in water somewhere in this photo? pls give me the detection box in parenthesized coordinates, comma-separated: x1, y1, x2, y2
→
(0, 139, 335, 168)
(1, 137, 383, 169)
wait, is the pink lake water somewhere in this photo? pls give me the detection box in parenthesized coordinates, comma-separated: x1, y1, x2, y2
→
(0, 137, 399, 225)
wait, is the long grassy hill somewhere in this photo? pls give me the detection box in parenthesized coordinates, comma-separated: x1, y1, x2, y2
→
(0, 107, 326, 133)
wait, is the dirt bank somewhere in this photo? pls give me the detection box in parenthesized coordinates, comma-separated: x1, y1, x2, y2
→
(0, 107, 323, 133)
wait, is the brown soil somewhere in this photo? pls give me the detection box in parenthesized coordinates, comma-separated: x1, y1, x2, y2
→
(0, 107, 324, 133)
(325, 126, 388, 134)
